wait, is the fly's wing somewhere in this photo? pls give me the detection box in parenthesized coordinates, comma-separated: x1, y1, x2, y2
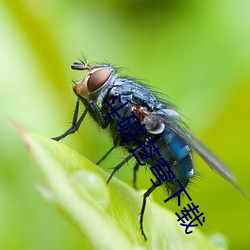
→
(150, 110, 248, 199)
(182, 132, 248, 198)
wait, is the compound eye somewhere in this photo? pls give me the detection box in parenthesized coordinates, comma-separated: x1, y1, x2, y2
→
(87, 68, 111, 92)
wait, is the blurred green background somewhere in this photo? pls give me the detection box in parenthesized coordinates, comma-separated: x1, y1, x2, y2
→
(0, 0, 250, 249)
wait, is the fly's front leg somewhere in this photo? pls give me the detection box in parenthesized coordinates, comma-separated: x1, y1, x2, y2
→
(52, 99, 89, 141)
(88, 100, 108, 129)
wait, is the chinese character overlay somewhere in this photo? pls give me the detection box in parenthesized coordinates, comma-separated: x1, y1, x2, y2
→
(116, 112, 147, 145)
(132, 137, 161, 165)
(175, 202, 205, 234)
(103, 95, 204, 235)
(103, 96, 128, 118)
(164, 179, 192, 206)
(150, 157, 176, 187)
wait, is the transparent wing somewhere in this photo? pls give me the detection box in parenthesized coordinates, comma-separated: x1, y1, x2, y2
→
(149, 110, 248, 198)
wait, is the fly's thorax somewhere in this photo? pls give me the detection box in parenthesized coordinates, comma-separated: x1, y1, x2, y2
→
(73, 64, 117, 102)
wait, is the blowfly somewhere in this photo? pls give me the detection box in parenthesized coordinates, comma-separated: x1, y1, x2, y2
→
(52, 60, 246, 239)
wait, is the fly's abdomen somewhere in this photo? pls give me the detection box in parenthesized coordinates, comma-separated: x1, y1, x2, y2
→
(155, 128, 194, 193)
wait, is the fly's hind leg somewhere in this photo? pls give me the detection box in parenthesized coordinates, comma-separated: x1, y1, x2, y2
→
(133, 162, 140, 189)
(140, 184, 157, 240)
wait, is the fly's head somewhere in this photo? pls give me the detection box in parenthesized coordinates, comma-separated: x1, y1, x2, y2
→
(72, 61, 116, 101)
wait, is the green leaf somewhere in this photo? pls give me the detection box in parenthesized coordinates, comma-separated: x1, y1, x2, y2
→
(19, 128, 225, 250)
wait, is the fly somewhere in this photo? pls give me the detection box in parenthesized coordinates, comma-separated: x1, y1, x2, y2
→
(52, 60, 247, 240)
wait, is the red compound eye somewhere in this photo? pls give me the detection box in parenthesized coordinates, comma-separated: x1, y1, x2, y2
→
(87, 68, 111, 92)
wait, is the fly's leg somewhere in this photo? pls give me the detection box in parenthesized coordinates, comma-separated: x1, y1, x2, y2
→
(140, 184, 157, 240)
(89, 100, 107, 129)
(52, 99, 89, 141)
(52, 99, 108, 141)
(96, 145, 116, 165)
(107, 153, 134, 184)
(133, 162, 140, 189)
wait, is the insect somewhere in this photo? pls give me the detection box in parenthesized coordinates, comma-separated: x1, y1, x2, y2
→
(52, 60, 246, 239)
